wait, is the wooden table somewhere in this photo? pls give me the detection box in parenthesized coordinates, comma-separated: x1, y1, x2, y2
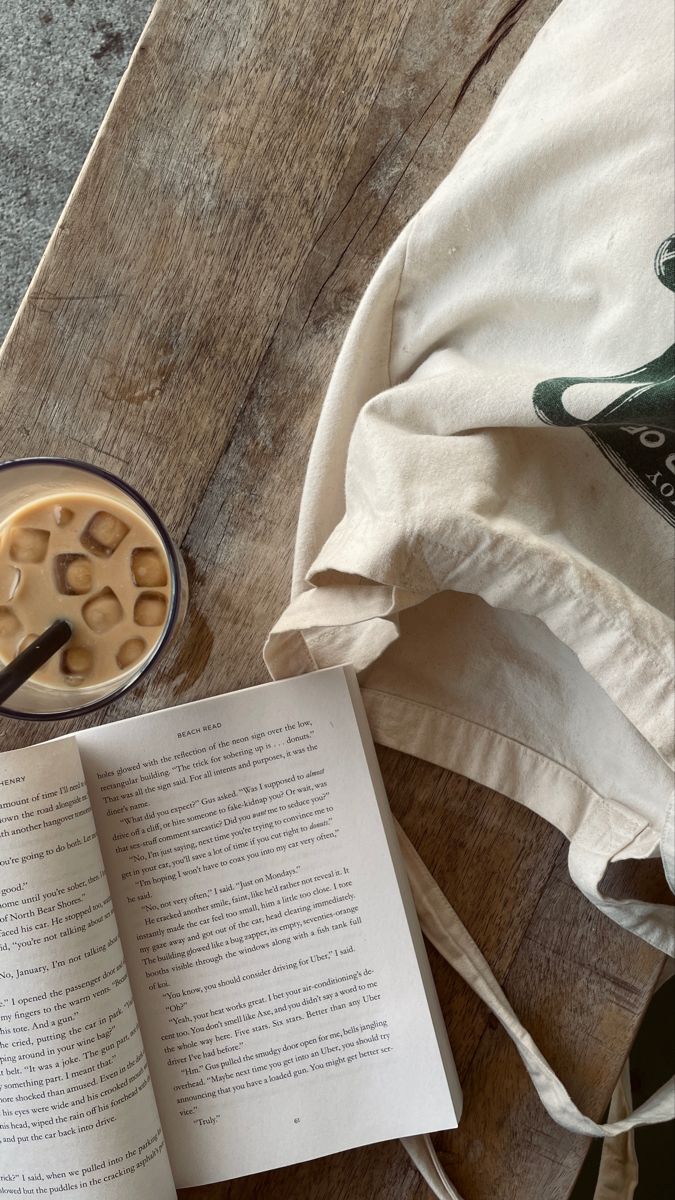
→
(0, 2, 670, 1197)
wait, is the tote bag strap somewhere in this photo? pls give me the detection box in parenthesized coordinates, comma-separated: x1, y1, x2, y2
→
(401, 1134, 464, 1200)
(593, 1060, 638, 1200)
(401, 1067, 637, 1200)
(396, 825, 675, 1137)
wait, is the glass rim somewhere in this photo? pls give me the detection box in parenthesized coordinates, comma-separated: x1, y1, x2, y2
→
(0, 456, 182, 722)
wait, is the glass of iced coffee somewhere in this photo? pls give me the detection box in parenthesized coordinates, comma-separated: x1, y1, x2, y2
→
(0, 458, 188, 719)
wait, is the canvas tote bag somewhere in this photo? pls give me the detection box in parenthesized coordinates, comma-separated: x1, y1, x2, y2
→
(265, 0, 674, 1194)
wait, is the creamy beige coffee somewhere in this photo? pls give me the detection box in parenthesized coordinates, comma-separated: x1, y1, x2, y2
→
(0, 493, 171, 689)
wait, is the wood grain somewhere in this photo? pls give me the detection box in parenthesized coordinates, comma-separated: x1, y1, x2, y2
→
(0, 2, 669, 1198)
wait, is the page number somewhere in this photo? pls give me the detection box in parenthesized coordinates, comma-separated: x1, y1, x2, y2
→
(293, 1117, 301, 1124)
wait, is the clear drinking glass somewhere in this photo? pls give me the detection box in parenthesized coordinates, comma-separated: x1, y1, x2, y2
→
(0, 458, 188, 720)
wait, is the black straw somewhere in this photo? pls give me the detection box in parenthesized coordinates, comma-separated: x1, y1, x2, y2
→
(0, 620, 72, 706)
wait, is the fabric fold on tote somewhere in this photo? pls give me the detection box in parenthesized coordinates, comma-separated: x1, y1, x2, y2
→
(568, 810, 675, 955)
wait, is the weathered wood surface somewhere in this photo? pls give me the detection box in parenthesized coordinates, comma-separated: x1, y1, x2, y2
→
(0, 1, 670, 1197)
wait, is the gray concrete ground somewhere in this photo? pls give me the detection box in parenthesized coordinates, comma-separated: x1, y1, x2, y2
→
(0, 4, 671, 1198)
(0, 0, 151, 341)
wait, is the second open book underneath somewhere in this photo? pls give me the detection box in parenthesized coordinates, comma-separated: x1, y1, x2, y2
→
(0, 665, 461, 1196)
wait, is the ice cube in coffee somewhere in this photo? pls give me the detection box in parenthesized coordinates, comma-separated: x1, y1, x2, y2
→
(83, 588, 124, 633)
(61, 645, 93, 681)
(0, 491, 172, 691)
(0, 607, 22, 638)
(0, 564, 21, 603)
(131, 547, 168, 588)
(53, 504, 74, 527)
(134, 592, 168, 627)
(116, 637, 147, 670)
(54, 554, 93, 596)
(81, 510, 130, 557)
(10, 527, 50, 563)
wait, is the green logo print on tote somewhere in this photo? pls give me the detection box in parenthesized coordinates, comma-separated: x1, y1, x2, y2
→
(533, 235, 675, 527)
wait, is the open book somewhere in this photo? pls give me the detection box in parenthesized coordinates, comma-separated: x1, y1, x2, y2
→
(0, 666, 460, 1196)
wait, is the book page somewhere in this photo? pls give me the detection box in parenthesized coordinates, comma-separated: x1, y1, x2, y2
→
(0, 740, 176, 1200)
(77, 667, 459, 1188)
